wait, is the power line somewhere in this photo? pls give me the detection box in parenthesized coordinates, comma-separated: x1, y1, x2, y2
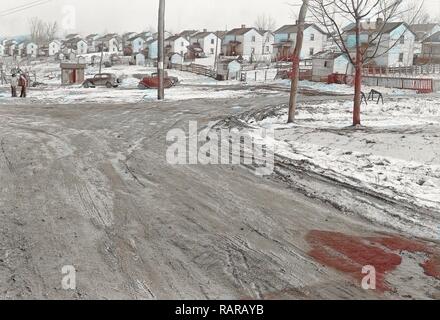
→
(0, 0, 53, 17)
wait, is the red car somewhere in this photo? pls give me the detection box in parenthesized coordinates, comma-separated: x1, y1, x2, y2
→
(138, 72, 179, 89)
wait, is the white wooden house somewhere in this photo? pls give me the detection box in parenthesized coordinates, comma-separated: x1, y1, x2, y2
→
(273, 24, 327, 61)
(5, 40, 17, 56)
(97, 34, 120, 53)
(421, 31, 440, 63)
(165, 35, 190, 56)
(344, 20, 416, 67)
(25, 42, 38, 57)
(411, 23, 440, 54)
(146, 39, 158, 59)
(49, 40, 62, 56)
(260, 30, 275, 60)
(63, 38, 88, 55)
(128, 34, 151, 54)
(85, 34, 101, 53)
(189, 31, 222, 57)
(222, 25, 264, 62)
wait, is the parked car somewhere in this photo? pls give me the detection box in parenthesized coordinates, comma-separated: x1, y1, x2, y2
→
(83, 73, 121, 88)
(138, 72, 179, 89)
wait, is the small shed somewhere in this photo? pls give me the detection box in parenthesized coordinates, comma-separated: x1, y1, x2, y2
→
(170, 53, 184, 66)
(135, 53, 146, 66)
(60, 62, 86, 85)
(311, 51, 352, 82)
(217, 59, 242, 80)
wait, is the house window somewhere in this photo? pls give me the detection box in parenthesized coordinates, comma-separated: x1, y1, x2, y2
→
(139, 41, 142, 46)
(211, 39, 215, 44)
(266, 46, 270, 52)
(210, 48, 214, 54)
(310, 34, 315, 41)
(324, 61, 329, 67)
(252, 36, 256, 42)
(400, 36, 405, 44)
(309, 48, 314, 56)
(181, 42, 185, 47)
(399, 52, 404, 62)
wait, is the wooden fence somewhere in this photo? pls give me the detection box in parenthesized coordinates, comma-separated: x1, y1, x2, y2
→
(362, 76, 433, 93)
(363, 64, 440, 77)
(171, 63, 217, 78)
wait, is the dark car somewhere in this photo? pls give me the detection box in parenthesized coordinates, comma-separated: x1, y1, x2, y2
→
(138, 72, 179, 89)
(83, 73, 121, 88)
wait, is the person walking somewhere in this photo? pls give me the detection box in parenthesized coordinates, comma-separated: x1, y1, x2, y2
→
(10, 73, 18, 97)
(19, 73, 27, 98)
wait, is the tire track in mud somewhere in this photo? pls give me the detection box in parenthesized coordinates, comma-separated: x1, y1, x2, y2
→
(1, 138, 15, 174)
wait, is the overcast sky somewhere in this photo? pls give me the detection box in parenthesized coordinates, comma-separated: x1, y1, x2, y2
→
(1, 0, 439, 37)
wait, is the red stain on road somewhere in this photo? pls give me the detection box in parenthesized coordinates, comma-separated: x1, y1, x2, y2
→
(306, 230, 440, 292)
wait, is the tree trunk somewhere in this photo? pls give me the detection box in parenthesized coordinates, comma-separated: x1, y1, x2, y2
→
(353, 19, 362, 126)
(353, 63, 362, 126)
(287, 0, 309, 124)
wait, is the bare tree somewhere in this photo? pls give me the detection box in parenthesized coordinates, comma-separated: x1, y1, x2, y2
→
(255, 14, 277, 31)
(288, 0, 309, 123)
(29, 17, 46, 46)
(45, 21, 58, 42)
(29, 17, 58, 45)
(400, 1, 430, 24)
(309, 0, 422, 126)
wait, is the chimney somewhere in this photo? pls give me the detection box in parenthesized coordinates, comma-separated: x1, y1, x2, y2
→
(241, 24, 246, 29)
(203, 28, 207, 32)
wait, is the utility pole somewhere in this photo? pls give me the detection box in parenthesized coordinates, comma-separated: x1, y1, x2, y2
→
(214, 31, 219, 75)
(99, 41, 104, 74)
(158, 0, 165, 100)
(287, 0, 309, 123)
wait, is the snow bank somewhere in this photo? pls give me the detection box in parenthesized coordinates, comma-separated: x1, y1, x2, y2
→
(245, 96, 440, 239)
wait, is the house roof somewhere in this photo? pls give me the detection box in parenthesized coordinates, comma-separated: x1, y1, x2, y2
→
(411, 23, 440, 40)
(343, 21, 415, 36)
(165, 35, 187, 42)
(216, 31, 227, 39)
(146, 39, 157, 45)
(64, 38, 85, 44)
(128, 34, 150, 42)
(226, 27, 257, 36)
(98, 34, 118, 41)
(411, 23, 440, 33)
(191, 31, 213, 39)
(179, 30, 199, 38)
(65, 33, 80, 39)
(274, 24, 326, 35)
(423, 31, 440, 43)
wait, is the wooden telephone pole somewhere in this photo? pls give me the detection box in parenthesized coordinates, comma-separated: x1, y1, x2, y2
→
(158, 0, 165, 100)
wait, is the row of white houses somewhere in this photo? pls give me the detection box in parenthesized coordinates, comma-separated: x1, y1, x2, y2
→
(1, 21, 440, 67)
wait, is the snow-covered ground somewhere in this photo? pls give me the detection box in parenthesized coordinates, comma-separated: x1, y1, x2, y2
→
(0, 63, 272, 104)
(244, 96, 440, 239)
(1, 61, 427, 105)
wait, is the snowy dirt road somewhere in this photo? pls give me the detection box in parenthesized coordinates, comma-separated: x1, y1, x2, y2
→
(0, 93, 439, 300)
